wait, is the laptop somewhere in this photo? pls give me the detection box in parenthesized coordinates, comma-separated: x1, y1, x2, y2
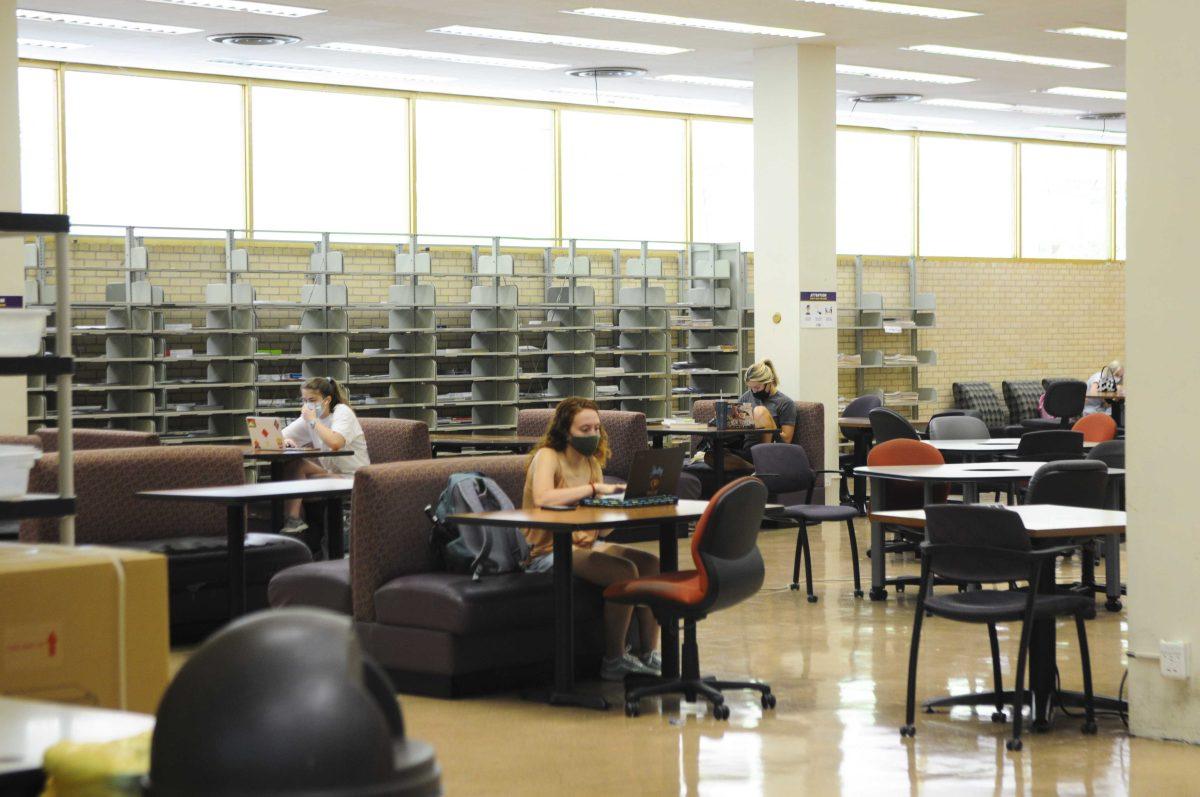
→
(246, 416, 287, 451)
(581, 448, 685, 508)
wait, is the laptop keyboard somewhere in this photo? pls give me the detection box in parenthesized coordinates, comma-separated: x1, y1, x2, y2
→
(580, 495, 679, 508)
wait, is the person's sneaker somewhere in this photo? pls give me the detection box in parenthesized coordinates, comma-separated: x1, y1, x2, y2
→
(639, 650, 662, 674)
(600, 653, 658, 682)
(279, 517, 308, 535)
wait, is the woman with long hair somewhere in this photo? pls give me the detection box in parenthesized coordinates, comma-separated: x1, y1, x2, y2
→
(522, 397, 661, 681)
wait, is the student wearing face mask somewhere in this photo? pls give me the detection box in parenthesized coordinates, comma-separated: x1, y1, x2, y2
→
(522, 397, 662, 681)
(276, 376, 370, 535)
(739, 359, 797, 448)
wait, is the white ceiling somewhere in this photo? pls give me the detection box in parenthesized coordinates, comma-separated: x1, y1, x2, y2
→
(14, 0, 1127, 141)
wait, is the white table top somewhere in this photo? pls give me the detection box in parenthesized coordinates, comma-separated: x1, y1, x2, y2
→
(0, 697, 154, 777)
(926, 438, 1098, 453)
(869, 504, 1127, 539)
(855, 462, 1125, 482)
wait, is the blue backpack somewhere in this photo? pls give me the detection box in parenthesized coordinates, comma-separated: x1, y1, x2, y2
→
(425, 472, 530, 580)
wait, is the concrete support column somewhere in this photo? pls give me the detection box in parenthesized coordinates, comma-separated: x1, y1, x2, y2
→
(1, 1, 28, 434)
(752, 45, 837, 471)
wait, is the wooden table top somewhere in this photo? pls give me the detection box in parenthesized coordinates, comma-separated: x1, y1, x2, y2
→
(138, 477, 354, 504)
(838, 416, 929, 431)
(241, 447, 353, 461)
(869, 504, 1127, 539)
(926, 438, 1098, 453)
(449, 499, 712, 531)
(0, 698, 155, 778)
(855, 462, 1126, 482)
(645, 423, 751, 437)
(1087, 392, 1126, 402)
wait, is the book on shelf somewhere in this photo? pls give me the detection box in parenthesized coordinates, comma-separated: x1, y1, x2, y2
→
(883, 354, 919, 366)
(883, 391, 920, 405)
(837, 353, 861, 367)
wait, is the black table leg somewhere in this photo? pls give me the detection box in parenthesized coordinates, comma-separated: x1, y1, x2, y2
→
(227, 504, 247, 618)
(651, 434, 664, 450)
(269, 461, 285, 533)
(325, 497, 344, 560)
(658, 519, 682, 680)
(852, 434, 869, 512)
(869, 476, 887, 601)
(1028, 559, 1058, 729)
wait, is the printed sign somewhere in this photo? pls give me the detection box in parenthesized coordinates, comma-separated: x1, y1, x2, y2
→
(800, 291, 837, 328)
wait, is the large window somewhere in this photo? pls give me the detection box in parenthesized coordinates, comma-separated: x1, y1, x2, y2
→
(253, 87, 408, 236)
(65, 72, 244, 231)
(918, 137, 1015, 258)
(691, 120, 753, 250)
(1020, 143, 1109, 259)
(1115, 149, 1126, 261)
(415, 100, 553, 240)
(561, 111, 685, 242)
(18, 67, 58, 215)
(837, 130, 914, 256)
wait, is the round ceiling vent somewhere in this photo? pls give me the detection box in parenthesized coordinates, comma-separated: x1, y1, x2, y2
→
(1078, 111, 1126, 121)
(566, 67, 648, 79)
(208, 33, 302, 46)
(849, 93, 923, 104)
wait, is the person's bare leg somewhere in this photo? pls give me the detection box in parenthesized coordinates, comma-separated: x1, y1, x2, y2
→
(282, 459, 327, 518)
(574, 547, 639, 659)
(753, 405, 777, 445)
(596, 542, 661, 654)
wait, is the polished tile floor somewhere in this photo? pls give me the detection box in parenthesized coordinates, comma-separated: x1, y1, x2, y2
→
(391, 524, 1200, 796)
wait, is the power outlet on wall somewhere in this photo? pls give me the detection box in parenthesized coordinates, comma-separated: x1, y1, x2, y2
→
(1160, 641, 1189, 680)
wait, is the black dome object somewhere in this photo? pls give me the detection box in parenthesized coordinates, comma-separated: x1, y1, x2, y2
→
(146, 609, 440, 796)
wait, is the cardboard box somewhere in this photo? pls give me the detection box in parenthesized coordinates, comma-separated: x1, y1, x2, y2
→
(0, 543, 170, 714)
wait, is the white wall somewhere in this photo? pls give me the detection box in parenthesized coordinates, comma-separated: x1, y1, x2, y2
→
(1126, 0, 1200, 742)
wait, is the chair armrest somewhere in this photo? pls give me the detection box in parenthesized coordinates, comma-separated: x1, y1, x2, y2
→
(1028, 545, 1080, 560)
(813, 469, 842, 477)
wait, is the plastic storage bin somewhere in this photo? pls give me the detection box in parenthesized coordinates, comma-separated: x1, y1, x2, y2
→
(0, 308, 49, 356)
(0, 444, 40, 499)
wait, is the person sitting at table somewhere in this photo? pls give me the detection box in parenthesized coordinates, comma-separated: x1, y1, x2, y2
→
(277, 376, 370, 535)
(522, 397, 661, 681)
(741, 359, 797, 447)
(1084, 360, 1124, 416)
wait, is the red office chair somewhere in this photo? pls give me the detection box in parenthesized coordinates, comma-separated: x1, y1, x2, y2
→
(604, 477, 774, 720)
(1072, 413, 1117, 443)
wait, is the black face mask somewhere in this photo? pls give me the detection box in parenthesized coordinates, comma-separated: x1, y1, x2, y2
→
(752, 389, 772, 402)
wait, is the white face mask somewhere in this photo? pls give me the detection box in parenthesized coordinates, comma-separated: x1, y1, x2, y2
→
(303, 400, 326, 417)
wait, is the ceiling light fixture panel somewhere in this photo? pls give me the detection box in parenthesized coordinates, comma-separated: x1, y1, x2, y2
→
(17, 37, 89, 50)
(16, 8, 202, 34)
(562, 8, 823, 39)
(793, 0, 978, 20)
(429, 24, 690, 55)
(838, 111, 973, 127)
(142, 0, 325, 17)
(650, 74, 753, 89)
(1042, 86, 1126, 100)
(922, 98, 1080, 115)
(837, 63, 974, 84)
(311, 41, 567, 70)
(904, 44, 1108, 70)
(1033, 125, 1125, 142)
(208, 57, 454, 82)
(1050, 27, 1127, 41)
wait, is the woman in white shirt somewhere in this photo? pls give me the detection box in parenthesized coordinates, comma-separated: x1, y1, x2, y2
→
(1084, 360, 1124, 416)
(277, 376, 370, 534)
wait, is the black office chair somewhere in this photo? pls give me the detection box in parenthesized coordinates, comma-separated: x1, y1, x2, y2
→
(1004, 430, 1085, 463)
(901, 504, 1097, 750)
(605, 477, 774, 720)
(869, 407, 920, 444)
(752, 443, 862, 602)
(927, 415, 990, 442)
(840, 395, 883, 509)
(1025, 460, 1108, 508)
(1022, 380, 1087, 430)
(1088, 440, 1125, 509)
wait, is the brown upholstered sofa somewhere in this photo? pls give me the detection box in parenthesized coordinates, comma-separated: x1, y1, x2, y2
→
(22, 446, 311, 643)
(358, 418, 432, 463)
(269, 454, 606, 697)
(0, 428, 160, 451)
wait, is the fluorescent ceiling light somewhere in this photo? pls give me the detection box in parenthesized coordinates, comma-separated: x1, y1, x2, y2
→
(904, 44, 1108, 70)
(839, 111, 973, 127)
(141, 0, 325, 16)
(922, 98, 1079, 115)
(429, 24, 689, 55)
(793, 0, 978, 20)
(16, 8, 202, 34)
(1033, 125, 1126, 142)
(1051, 27, 1127, 41)
(208, 57, 453, 82)
(837, 63, 974, 84)
(562, 8, 822, 39)
(650, 74, 753, 89)
(1042, 86, 1126, 101)
(17, 37, 89, 50)
(550, 88, 745, 113)
(311, 41, 567, 70)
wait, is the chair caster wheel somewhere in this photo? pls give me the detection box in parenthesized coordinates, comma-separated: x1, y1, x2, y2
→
(712, 704, 730, 721)
(1082, 721, 1098, 735)
(869, 588, 888, 602)
(1105, 599, 1123, 612)
(762, 693, 777, 710)
(789, 583, 800, 591)
(1006, 739, 1023, 752)
(624, 701, 640, 718)
(900, 725, 915, 737)
(807, 595, 818, 603)
(991, 712, 1006, 723)
(854, 590, 864, 598)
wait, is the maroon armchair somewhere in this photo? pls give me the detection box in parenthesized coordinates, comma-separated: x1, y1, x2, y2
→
(357, 418, 432, 463)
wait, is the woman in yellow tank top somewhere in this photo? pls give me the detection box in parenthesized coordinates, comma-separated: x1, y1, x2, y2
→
(523, 398, 662, 681)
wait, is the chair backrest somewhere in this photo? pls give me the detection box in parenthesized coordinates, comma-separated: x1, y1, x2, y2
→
(924, 505, 1032, 584)
(1072, 413, 1117, 443)
(868, 408, 919, 443)
(1025, 459, 1108, 508)
(928, 415, 990, 441)
(516, 408, 647, 479)
(1042, 379, 1088, 421)
(867, 439, 947, 510)
(1087, 439, 1125, 469)
(843, 394, 882, 418)
(357, 418, 431, 463)
(690, 400, 717, 425)
(36, 427, 161, 452)
(953, 382, 1008, 431)
(1002, 380, 1043, 425)
(691, 477, 767, 613)
(1015, 430, 1084, 461)
(749, 443, 815, 498)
